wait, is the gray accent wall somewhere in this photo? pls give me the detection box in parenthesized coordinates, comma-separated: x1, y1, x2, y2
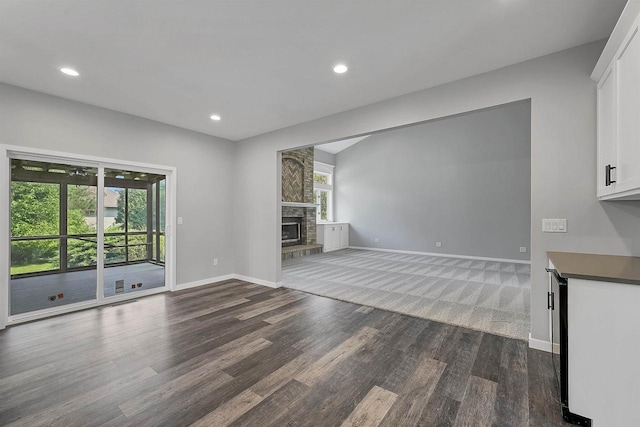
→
(0, 83, 235, 285)
(334, 101, 531, 261)
(233, 40, 640, 345)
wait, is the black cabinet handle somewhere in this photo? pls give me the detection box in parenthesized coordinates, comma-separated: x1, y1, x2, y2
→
(605, 164, 617, 186)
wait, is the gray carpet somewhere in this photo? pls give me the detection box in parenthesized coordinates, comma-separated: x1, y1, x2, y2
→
(282, 248, 530, 340)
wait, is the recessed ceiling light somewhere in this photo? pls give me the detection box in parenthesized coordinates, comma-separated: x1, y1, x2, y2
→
(60, 67, 80, 77)
(333, 64, 348, 74)
(210, 114, 221, 121)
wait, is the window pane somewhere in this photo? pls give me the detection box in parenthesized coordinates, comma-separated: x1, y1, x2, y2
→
(159, 234, 165, 263)
(128, 235, 148, 261)
(104, 235, 126, 264)
(11, 239, 60, 275)
(105, 187, 123, 232)
(314, 173, 328, 184)
(159, 179, 166, 232)
(320, 191, 328, 221)
(67, 184, 98, 269)
(67, 185, 97, 233)
(67, 237, 97, 269)
(152, 182, 157, 233)
(11, 182, 60, 236)
(127, 188, 147, 232)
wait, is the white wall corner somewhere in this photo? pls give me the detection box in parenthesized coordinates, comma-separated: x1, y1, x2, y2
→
(529, 333, 560, 354)
(175, 274, 282, 292)
(233, 274, 282, 288)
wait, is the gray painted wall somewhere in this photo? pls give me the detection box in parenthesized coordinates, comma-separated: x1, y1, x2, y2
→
(334, 101, 531, 261)
(313, 148, 336, 165)
(233, 40, 640, 344)
(0, 83, 235, 285)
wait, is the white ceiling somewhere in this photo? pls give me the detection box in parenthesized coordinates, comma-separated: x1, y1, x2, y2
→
(0, 0, 627, 141)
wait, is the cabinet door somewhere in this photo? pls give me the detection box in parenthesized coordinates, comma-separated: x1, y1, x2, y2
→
(616, 24, 640, 193)
(316, 225, 324, 245)
(597, 65, 617, 197)
(339, 225, 349, 249)
(324, 226, 338, 252)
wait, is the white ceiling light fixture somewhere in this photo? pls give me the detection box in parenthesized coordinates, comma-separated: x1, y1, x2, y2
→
(333, 64, 348, 74)
(59, 67, 80, 77)
(210, 114, 221, 121)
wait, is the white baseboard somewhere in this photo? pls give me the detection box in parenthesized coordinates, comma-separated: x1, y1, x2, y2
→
(233, 274, 281, 288)
(348, 246, 531, 265)
(529, 333, 560, 354)
(175, 273, 282, 291)
(175, 274, 235, 291)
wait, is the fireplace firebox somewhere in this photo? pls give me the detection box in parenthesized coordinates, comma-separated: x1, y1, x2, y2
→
(282, 217, 303, 247)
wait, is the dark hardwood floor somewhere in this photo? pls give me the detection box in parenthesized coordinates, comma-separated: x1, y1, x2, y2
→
(0, 280, 568, 426)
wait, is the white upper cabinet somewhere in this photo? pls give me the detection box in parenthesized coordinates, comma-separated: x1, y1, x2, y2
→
(593, 4, 640, 200)
(616, 26, 640, 194)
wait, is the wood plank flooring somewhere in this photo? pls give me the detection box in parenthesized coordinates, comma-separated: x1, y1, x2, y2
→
(0, 280, 569, 426)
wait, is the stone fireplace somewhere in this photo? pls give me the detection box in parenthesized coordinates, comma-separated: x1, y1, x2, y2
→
(281, 147, 322, 259)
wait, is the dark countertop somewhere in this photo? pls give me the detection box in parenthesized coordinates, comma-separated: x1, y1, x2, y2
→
(548, 251, 640, 285)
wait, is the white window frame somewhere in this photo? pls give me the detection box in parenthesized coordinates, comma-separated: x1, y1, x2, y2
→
(314, 161, 334, 222)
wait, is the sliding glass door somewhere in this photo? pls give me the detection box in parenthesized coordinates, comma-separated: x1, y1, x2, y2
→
(101, 168, 165, 298)
(7, 153, 171, 320)
(10, 159, 98, 314)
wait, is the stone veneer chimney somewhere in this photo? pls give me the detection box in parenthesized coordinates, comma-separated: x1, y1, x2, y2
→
(281, 147, 316, 245)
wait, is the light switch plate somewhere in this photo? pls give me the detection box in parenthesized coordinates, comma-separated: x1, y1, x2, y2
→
(542, 219, 567, 233)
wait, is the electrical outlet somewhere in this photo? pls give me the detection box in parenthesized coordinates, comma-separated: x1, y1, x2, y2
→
(520, 247, 527, 253)
(178, 216, 183, 225)
(436, 242, 442, 247)
(213, 258, 219, 266)
(373, 238, 379, 243)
